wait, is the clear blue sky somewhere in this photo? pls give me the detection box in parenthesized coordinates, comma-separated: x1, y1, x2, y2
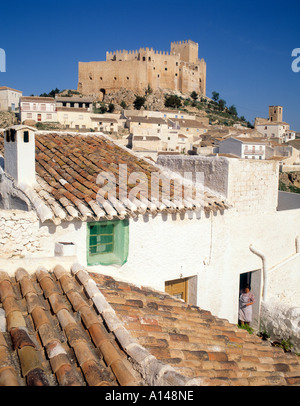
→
(0, 0, 299, 130)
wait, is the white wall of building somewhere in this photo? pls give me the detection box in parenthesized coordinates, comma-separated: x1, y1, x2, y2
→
(0, 88, 22, 111)
(256, 123, 288, 139)
(0, 156, 299, 327)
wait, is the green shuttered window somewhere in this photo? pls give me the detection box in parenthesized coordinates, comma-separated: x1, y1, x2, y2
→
(87, 220, 129, 266)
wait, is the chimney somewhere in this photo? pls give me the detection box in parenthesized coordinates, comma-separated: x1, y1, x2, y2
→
(4, 125, 36, 187)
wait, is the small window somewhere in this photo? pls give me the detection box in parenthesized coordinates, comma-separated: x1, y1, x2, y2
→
(23, 131, 29, 143)
(87, 220, 129, 266)
(10, 129, 16, 142)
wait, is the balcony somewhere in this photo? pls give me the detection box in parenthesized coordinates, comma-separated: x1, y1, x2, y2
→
(244, 149, 264, 155)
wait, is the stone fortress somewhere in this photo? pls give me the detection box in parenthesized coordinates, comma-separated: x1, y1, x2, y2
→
(78, 40, 206, 99)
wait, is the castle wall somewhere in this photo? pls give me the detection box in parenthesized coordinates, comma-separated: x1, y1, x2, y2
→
(78, 41, 206, 98)
(78, 60, 147, 96)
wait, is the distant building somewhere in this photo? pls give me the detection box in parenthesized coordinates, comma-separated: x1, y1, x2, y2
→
(219, 136, 268, 160)
(55, 96, 93, 110)
(78, 40, 206, 98)
(19, 96, 57, 124)
(56, 107, 91, 130)
(255, 105, 296, 143)
(0, 86, 23, 112)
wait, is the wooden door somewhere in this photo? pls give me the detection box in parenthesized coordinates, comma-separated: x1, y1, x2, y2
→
(165, 278, 188, 302)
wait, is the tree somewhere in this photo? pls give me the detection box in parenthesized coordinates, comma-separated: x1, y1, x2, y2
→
(108, 103, 115, 113)
(120, 100, 127, 109)
(40, 88, 60, 98)
(133, 96, 146, 110)
(218, 99, 226, 111)
(228, 105, 238, 116)
(164, 95, 182, 108)
(212, 91, 219, 102)
(190, 91, 198, 101)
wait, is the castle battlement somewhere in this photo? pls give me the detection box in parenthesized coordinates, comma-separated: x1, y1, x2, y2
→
(80, 40, 206, 97)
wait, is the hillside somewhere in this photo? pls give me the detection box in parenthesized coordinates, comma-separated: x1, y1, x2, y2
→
(279, 171, 300, 194)
(102, 87, 253, 128)
(0, 111, 18, 128)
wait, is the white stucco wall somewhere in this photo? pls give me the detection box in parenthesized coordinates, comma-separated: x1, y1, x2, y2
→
(0, 156, 299, 327)
(1, 204, 299, 325)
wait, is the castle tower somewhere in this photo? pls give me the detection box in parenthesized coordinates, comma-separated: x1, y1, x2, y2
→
(269, 106, 283, 122)
(170, 40, 199, 64)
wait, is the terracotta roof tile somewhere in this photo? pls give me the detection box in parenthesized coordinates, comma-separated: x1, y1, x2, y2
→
(0, 131, 230, 224)
(1, 264, 300, 386)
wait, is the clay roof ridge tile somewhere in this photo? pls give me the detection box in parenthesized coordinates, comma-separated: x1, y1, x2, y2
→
(72, 265, 192, 386)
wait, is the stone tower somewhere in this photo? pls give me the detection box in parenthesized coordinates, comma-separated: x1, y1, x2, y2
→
(269, 106, 283, 122)
(170, 40, 199, 64)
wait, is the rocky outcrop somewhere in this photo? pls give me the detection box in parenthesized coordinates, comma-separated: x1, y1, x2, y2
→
(0, 111, 17, 128)
(279, 172, 300, 192)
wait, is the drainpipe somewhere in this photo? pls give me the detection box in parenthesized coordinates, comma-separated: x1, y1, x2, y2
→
(296, 236, 300, 254)
(249, 245, 268, 301)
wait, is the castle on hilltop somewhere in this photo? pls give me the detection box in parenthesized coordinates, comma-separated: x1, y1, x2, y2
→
(78, 40, 206, 99)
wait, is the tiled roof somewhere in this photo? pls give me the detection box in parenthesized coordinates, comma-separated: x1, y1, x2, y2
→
(1, 264, 299, 386)
(168, 119, 206, 128)
(128, 117, 167, 125)
(0, 265, 142, 386)
(20, 96, 55, 103)
(0, 132, 229, 224)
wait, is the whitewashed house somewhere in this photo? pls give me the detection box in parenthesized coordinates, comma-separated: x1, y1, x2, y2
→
(219, 136, 268, 160)
(0, 86, 23, 112)
(19, 96, 57, 123)
(0, 126, 299, 339)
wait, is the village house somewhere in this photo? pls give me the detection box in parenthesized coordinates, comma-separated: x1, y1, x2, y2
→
(19, 96, 57, 124)
(56, 107, 92, 130)
(0, 124, 299, 345)
(0, 125, 300, 386)
(219, 136, 268, 160)
(168, 117, 207, 139)
(0, 86, 23, 112)
(255, 105, 296, 143)
(55, 96, 94, 110)
(90, 116, 119, 133)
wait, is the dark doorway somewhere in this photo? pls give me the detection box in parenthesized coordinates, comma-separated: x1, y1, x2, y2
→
(99, 88, 106, 101)
(238, 270, 262, 330)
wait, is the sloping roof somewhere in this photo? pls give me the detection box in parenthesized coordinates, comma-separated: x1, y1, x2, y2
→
(168, 119, 205, 129)
(0, 87, 22, 93)
(128, 117, 167, 125)
(0, 266, 142, 386)
(1, 264, 299, 386)
(20, 96, 55, 103)
(288, 139, 300, 150)
(226, 137, 268, 144)
(0, 131, 229, 224)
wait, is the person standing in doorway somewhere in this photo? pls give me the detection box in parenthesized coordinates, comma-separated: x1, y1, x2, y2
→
(239, 284, 255, 326)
